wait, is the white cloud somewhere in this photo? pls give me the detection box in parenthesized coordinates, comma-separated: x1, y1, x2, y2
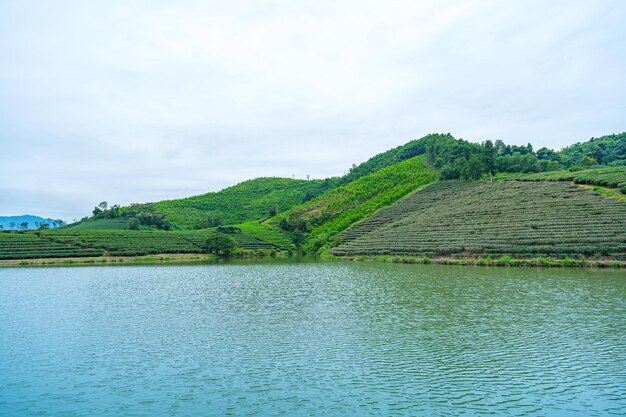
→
(1, 0, 624, 220)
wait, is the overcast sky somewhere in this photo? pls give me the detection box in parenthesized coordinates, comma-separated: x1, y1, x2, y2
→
(1, 0, 625, 221)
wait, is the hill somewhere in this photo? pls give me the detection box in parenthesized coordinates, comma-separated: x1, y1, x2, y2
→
(559, 132, 626, 167)
(3, 132, 625, 266)
(273, 155, 439, 252)
(330, 180, 626, 260)
(0, 215, 63, 230)
(72, 177, 339, 231)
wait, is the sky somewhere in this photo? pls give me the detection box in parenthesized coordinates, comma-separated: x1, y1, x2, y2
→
(1, 0, 625, 221)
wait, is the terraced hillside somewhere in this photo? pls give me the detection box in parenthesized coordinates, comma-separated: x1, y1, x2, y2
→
(0, 229, 283, 260)
(331, 181, 626, 259)
(506, 166, 626, 193)
(0, 232, 105, 259)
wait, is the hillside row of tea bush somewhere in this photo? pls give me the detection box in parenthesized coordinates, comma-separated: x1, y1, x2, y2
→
(0, 233, 105, 259)
(331, 181, 626, 259)
(0, 229, 282, 259)
(501, 166, 626, 193)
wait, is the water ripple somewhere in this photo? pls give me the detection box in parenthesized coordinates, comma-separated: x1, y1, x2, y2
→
(0, 262, 624, 416)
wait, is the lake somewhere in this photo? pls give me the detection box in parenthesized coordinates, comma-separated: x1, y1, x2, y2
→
(0, 261, 624, 416)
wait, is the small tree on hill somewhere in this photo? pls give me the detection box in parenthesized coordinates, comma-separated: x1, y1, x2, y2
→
(206, 235, 238, 256)
(292, 229, 305, 250)
(125, 218, 140, 230)
(19, 222, 28, 230)
(207, 216, 222, 228)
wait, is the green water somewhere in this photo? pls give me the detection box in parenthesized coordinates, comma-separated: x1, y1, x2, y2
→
(0, 261, 624, 416)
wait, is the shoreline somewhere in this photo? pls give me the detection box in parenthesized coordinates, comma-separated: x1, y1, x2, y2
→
(1, 252, 625, 268)
(0, 253, 218, 267)
(328, 254, 626, 268)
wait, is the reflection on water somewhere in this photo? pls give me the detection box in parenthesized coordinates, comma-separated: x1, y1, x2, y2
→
(1, 262, 624, 416)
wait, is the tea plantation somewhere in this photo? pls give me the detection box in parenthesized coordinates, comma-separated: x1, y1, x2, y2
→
(501, 166, 626, 192)
(331, 181, 626, 259)
(0, 229, 281, 260)
(0, 232, 105, 259)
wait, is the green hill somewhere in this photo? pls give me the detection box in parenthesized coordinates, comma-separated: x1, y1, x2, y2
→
(4, 132, 625, 265)
(273, 155, 439, 252)
(330, 180, 626, 260)
(71, 177, 338, 231)
(559, 132, 626, 167)
(151, 177, 339, 230)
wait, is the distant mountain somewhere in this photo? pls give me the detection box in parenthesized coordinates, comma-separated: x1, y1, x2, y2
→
(0, 215, 62, 230)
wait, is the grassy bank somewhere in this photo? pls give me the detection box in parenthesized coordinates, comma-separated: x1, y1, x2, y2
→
(0, 253, 218, 267)
(330, 254, 626, 268)
(3, 251, 623, 268)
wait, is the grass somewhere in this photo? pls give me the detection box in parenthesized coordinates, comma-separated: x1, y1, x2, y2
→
(238, 221, 294, 249)
(275, 155, 439, 252)
(333, 254, 625, 268)
(151, 177, 338, 229)
(330, 180, 626, 260)
(0, 253, 217, 267)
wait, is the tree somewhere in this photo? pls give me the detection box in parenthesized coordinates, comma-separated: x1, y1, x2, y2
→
(462, 155, 484, 180)
(482, 140, 496, 178)
(55, 219, 65, 227)
(582, 155, 597, 167)
(0, 225, 4, 231)
(9, 222, 15, 230)
(38, 222, 50, 230)
(125, 218, 140, 230)
(302, 192, 315, 203)
(536, 147, 560, 162)
(292, 229, 306, 250)
(19, 222, 28, 230)
(206, 234, 238, 256)
(440, 163, 460, 180)
(99, 201, 108, 211)
(207, 216, 222, 228)
(268, 207, 277, 217)
(195, 219, 209, 229)
(494, 139, 507, 154)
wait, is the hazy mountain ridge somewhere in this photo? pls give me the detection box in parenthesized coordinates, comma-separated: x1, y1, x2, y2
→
(0, 215, 61, 230)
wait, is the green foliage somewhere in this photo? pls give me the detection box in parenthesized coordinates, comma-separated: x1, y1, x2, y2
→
(206, 234, 238, 255)
(277, 156, 438, 252)
(331, 181, 626, 260)
(505, 166, 626, 191)
(292, 229, 305, 250)
(559, 133, 626, 167)
(216, 225, 241, 234)
(125, 218, 140, 230)
(342, 132, 564, 183)
(66, 218, 127, 230)
(238, 221, 293, 250)
(151, 177, 338, 229)
(338, 133, 451, 184)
